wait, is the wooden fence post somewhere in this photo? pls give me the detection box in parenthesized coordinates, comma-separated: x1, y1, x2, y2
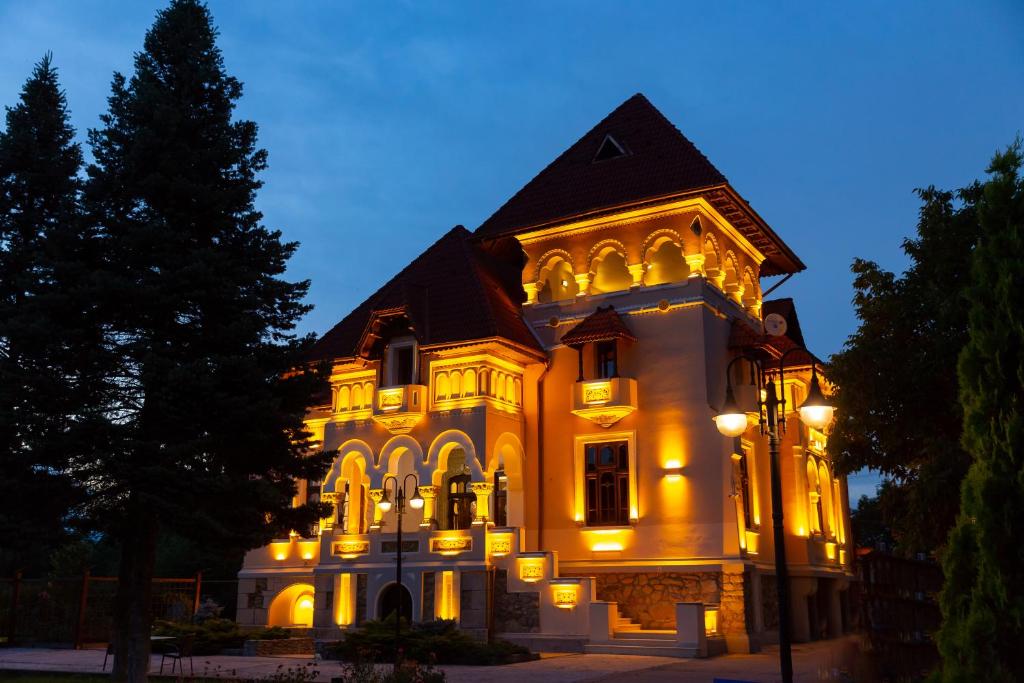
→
(7, 571, 21, 645)
(192, 571, 203, 616)
(74, 569, 90, 650)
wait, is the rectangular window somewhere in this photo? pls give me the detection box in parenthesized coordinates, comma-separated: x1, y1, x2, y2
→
(738, 453, 754, 531)
(595, 340, 618, 379)
(395, 346, 414, 385)
(584, 440, 630, 526)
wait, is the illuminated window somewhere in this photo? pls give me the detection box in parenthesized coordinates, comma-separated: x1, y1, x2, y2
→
(595, 340, 618, 379)
(584, 441, 630, 526)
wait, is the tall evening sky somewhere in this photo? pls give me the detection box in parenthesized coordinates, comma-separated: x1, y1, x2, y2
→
(2, 1, 1022, 500)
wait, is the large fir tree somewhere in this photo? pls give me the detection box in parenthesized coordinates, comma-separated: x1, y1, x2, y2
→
(828, 184, 981, 553)
(83, 2, 330, 678)
(0, 55, 90, 573)
(936, 143, 1024, 682)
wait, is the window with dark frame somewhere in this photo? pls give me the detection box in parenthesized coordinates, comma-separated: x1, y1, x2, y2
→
(445, 473, 475, 530)
(394, 345, 414, 385)
(595, 340, 618, 379)
(584, 440, 630, 526)
(493, 470, 508, 527)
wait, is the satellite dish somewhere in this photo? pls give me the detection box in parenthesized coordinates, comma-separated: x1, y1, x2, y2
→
(764, 313, 788, 337)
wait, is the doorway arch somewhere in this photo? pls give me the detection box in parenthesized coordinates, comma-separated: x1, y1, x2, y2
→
(377, 582, 413, 623)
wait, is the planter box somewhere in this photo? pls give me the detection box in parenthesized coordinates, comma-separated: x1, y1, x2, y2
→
(243, 637, 314, 656)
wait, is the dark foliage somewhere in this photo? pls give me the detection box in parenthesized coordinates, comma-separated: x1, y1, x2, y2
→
(331, 619, 535, 666)
(849, 492, 896, 552)
(829, 180, 982, 554)
(0, 54, 91, 575)
(936, 142, 1024, 682)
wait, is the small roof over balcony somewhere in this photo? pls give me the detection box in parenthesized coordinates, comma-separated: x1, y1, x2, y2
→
(560, 305, 637, 348)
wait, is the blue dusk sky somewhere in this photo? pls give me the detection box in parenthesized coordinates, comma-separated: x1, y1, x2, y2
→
(2, 1, 1022, 501)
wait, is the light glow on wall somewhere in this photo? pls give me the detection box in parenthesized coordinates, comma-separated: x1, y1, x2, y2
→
(292, 592, 314, 627)
(335, 573, 354, 626)
(704, 606, 719, 635)
(272, 542, 290, 561)
(299, 541, 318, 561)
(551, 582, 579, 609)
(439, 571, 457, 620)
(518, 557, 545, 583)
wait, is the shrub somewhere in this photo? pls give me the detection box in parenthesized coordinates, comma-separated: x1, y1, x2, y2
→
(151, 618, 295, 655)
(330, 618, 534, 666)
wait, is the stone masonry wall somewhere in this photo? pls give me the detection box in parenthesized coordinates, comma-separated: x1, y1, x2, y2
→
(589, 571, 722, 630)
(492, 569, 540, 634)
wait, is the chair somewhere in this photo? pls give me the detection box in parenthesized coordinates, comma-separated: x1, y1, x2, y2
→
(102, 643, 114, 671)
(159, 634, 195, 676)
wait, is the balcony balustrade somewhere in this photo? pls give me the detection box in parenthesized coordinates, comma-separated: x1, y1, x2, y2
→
(571, 377, 638, 428)
(371, 384, 428, 434)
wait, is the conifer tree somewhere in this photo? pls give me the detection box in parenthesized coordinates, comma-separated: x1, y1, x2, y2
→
(936, 142, 1024, 682)
(84, 2, 330, 678)
(0, 55, 89, 572)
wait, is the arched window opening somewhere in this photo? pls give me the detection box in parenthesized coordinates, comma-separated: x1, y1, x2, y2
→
(645, 240, 689, 285)
(537, 258, 578, 303)
(590, 250, 631, 294)
(807, 460, 824, 535)
(463, 369, 476, 397)
(338, 386, 351, 412)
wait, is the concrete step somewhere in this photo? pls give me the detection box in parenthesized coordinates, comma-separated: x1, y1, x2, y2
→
(612, 630, 676, 641)
(584, 642, 699, 658)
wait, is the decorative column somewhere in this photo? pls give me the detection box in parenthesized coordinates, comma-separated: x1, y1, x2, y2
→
(627, 263, 645, 288)
(574, 272, 590, 297)
(724, 282, 744, 305)
(368, 489, 385, 531)
(685, 253, 706, 277)
(523, 282, 538, 305)
(469, 482, 493, 525)
(706, 266, 725, 290)
(418, 485, 439, 529)
(320, 492, 339, 532)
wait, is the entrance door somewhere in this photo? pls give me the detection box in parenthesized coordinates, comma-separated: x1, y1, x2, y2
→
(377, 582, 413, 623)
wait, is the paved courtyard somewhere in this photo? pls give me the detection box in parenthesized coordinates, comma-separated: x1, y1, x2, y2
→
(0, 637, 867, 682)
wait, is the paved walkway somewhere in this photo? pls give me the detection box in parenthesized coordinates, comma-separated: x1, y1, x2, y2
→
(0, 637, 868, 682)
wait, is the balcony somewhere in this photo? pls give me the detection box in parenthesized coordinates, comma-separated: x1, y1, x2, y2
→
(571, 377, 638, 428)
(371, 384, 428, 434)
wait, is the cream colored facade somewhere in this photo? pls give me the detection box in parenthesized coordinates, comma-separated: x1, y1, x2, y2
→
(237, 95, 853, 655)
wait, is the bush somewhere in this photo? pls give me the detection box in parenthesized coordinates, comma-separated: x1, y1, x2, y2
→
(151, 618, 295, 655)
(336, 660, 446, 683)
(330, 618, 534, 666)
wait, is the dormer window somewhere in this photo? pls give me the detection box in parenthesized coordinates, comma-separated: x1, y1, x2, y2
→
(382, 337, 417, 387)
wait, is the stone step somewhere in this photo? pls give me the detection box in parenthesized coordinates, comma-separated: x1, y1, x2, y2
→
(613, 630, 676, 641)
(584, 642, 700, 658)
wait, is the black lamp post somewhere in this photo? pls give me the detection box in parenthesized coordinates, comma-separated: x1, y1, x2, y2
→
(714, 348, 834, 683)
(377, 473, 423, 669)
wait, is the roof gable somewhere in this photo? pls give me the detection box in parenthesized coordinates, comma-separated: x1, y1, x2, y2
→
(560, 305, 637, 347)
(477, 93, 726, 238)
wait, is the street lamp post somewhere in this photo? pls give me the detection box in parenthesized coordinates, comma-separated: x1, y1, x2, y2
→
(714, 349, 833, 683)
(377, 473, 424, 670)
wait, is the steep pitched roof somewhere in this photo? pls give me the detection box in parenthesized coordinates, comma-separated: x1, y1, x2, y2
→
(475, 94, 804, 276)
(306, 226, 541, 362)
(477, 94, 726, 238)
(560, 305, 637, 347)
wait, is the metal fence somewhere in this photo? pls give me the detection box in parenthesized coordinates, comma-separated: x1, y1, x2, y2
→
(0, 572, 238, 648)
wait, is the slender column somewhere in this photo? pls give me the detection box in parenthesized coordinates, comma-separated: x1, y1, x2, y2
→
(368, 489, 384, 531)
(469, 482, 493, 525)
(574, 272, 590, 296)
(523, 282, 538, 305)
(685, 253, 706, 277)
(418, 485, 439, 529)
(627, 263, 645, 288)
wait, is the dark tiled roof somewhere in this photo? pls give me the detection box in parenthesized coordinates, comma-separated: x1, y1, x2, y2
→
(477, 94, 726, 238)
(728, 299, 819, 367)
(761, 298, 806, 348)
(306, 227, 542, 362)
(560, 306, 637, 347)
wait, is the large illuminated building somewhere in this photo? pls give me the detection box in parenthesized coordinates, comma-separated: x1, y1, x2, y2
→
(236, 94, 853, 655)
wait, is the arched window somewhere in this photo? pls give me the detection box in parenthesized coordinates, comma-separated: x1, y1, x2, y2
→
(435, 372, 450, 401)
(590, 249, 632, 294)
(463, 369, 476, 397)
(537, 258, 578, 303)
(338, 385, 351, 412)
(807, 459, 823, 535)
(493, 469, 508, 527)
(645, 240, 689, 285)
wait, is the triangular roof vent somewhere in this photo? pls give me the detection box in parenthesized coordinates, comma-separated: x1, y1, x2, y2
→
(593, 134, 628, 162)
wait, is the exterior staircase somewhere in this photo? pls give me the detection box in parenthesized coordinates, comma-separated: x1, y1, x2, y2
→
(584, 614, 696, 657)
